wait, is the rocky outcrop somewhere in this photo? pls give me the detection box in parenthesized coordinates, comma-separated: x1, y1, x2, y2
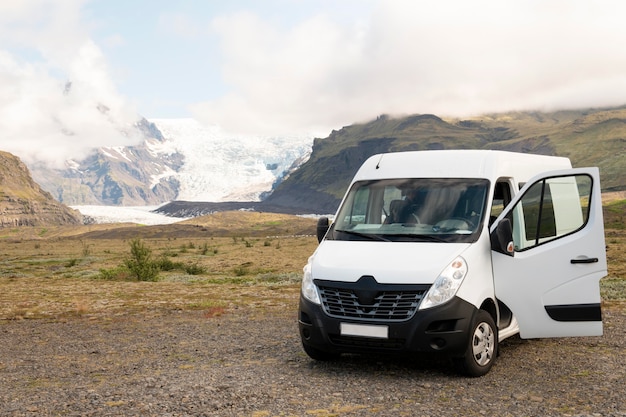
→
(0, 151, 83, 227)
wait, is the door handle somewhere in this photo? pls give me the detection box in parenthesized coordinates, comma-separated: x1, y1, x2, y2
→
(570, 257, 599, 264)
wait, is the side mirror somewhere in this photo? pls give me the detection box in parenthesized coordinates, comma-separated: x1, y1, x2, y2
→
(490, 218, 514, 256)
(316, 217, 330, 243)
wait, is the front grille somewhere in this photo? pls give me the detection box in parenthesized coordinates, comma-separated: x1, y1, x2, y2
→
(316, 280, 429, 321)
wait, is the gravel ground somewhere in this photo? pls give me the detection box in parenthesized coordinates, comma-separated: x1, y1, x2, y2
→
(0, 306, 624, 417)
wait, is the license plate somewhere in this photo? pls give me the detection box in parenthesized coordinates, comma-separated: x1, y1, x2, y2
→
(340, 323, 389, 339)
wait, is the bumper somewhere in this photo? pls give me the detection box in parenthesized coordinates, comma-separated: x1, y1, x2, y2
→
(299, 295, 477, 356)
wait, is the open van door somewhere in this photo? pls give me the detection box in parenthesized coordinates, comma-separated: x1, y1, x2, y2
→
(491, 168, 607, 338)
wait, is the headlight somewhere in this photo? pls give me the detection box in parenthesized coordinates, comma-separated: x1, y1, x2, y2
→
(301, 259, 321, 305)
(419, 256, 468, 310)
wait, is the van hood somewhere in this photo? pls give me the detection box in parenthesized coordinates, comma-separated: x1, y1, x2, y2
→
(310, 240, 470, 285)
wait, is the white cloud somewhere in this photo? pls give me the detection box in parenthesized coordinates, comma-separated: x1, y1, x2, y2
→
(0, 0, 141, 168)
(191, 0, 626, 136)
(3, 0, 626, 166)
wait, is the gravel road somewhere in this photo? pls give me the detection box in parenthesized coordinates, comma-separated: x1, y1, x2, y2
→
(1, 306, 624, 417)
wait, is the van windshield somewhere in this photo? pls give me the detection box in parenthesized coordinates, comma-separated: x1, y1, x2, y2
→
(330, 178, 489, 243)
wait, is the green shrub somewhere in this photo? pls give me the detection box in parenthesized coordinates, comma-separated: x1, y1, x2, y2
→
(233, 265, 249, 276)
(98, 266, 132, 281)
(157, 256, 183, 271)
(66, 258, 79, 268)
(185, 262, 207, 275)
(233, 262, 252, 277)
(80, 240, 92, 257)
(200, 242, 209, 255)
(124, 239, 159, 281)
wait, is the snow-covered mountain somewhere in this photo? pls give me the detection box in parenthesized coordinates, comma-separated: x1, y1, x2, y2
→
(31, 118, 313, 206)
(151, 119, 313, 202)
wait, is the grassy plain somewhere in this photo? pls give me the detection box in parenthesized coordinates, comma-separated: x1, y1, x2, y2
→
(0, 206, 624, 321)
(0, 212, 319, 320)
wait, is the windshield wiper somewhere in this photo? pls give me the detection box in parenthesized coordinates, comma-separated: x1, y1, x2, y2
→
(335, 229, 391, 242)
(382, 233, 448, 243)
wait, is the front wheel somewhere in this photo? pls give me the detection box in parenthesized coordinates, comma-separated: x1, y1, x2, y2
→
(455, 310, 498, 377)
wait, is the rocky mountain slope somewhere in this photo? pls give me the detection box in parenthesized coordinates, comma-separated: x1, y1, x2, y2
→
(28, 118, 313, 207)
(261, 107, 626, 214)
(30, 118, 184, 206)
(0, 151, 82, 227)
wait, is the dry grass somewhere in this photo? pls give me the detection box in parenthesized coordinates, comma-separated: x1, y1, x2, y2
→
(603, 228, 626, 311)
(0, 212, 319, 320)
(0, 209, 624, 321)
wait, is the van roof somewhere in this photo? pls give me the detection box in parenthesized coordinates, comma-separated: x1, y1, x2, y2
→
(354, 150, 572, 183)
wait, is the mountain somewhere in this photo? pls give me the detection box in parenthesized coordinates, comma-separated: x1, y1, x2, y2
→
(151, 119, 313, 202)
(30, 118, 313, 206)
(0, 151, 82, 227)
(31, 118, 183, 206)
(260, 108, 626, 214)
(22, 106, 626, 219)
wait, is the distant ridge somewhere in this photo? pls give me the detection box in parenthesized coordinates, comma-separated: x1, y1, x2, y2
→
(261, 107, 626, 214)
(10, 106, 626, 220)
(158, 106, 626, 217)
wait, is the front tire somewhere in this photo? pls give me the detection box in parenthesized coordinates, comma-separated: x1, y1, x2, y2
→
(455, 309, 498, 377)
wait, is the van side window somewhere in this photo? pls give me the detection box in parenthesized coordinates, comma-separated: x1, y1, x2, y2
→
(490, 181, 512, 226)
(510, 174, 592, 251)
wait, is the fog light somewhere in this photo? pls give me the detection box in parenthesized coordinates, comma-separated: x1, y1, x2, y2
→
(430, 338, 446, 350)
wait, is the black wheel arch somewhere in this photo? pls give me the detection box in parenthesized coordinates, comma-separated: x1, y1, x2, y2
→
(480, 298, 498, 326)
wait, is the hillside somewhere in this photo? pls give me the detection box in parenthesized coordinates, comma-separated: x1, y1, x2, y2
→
(0, 151, 83, 227)
(264, 108, 626, 213)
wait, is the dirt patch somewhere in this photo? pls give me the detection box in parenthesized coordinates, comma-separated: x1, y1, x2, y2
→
(1, 306, 624, 416)
(0, 212, 624, 416)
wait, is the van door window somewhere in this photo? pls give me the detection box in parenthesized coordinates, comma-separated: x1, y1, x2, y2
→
(510, 174, 592, 251)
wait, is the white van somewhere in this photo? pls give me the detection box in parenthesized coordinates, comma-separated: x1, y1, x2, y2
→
(298, 150, 607, 376)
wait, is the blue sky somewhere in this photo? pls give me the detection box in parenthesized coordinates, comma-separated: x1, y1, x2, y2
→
(88, 1, 329, 117)
(2, 0, 626, 165)
(86, 0, 376, 119)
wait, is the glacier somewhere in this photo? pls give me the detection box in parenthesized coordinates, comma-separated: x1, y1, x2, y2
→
(150, 118, 314, 202)
(66, 118, 315, 223)
(72, 205, 189, 225)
